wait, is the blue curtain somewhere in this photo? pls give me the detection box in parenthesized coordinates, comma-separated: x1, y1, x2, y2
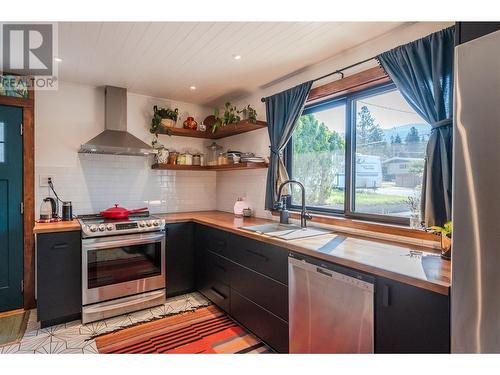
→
(264, 81, 313, 210)
(377, 26, 455, 226)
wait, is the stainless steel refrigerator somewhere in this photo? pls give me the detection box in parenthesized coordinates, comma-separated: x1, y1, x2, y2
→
(452, 29, 500, 353)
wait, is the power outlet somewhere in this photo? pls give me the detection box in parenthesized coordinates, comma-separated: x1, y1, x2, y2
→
(39, 174, 55, 187)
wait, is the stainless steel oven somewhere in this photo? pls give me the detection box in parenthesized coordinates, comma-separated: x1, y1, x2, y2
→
(81, 230, 166, 323)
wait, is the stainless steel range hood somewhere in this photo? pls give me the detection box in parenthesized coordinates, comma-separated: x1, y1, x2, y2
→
(79, 86, 156, 156)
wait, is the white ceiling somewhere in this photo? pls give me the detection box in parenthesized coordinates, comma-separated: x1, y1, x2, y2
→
(57, 22, 406, 106)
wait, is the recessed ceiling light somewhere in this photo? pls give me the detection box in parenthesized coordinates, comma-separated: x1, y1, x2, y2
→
(233, 54, 242, 60)
(190, 85, 196, 90)
(54, 57, 63, 62)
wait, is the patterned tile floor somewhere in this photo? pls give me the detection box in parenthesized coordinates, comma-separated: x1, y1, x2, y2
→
(0, 292, 209, 354)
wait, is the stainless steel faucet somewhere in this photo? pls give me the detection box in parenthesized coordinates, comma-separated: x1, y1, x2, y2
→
(275, 180, 312, 228)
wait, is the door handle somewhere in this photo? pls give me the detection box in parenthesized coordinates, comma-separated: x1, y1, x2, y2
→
(245, 248, 268, 262)
(51, 243, 68, 250)
(210, 287, 227, 300)
(383, 284, 391, 307)
(316, 267, 332, 277)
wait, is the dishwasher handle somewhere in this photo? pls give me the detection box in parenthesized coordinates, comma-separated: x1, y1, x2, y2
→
(288, 255, 375, 292)
(316, 267, 333, 277)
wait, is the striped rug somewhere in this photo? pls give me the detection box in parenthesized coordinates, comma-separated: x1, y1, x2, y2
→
(96, 305, 272, 354)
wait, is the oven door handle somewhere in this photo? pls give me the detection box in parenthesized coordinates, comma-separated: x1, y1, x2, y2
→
(82, 233, 165, 251)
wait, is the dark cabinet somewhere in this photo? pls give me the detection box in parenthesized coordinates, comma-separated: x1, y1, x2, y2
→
(456, 22, 500, 45)
(230, 235, 288, 284)
(230, 261, 288, 321)
(230, 289, 289, 353)
(194, 224, 289, 352)
(37, 230, 81, 328)
(166, 222, 195, 297)
(375, 277, 450, 353)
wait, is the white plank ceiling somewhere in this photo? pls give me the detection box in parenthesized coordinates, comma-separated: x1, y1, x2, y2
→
(57, 22, 405, 106)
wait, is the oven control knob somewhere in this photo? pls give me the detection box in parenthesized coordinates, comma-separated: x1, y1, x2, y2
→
(89, 224, 98, 232)
(139, 221, 146, 227)
(98, 224, 105, 232)
(106, 224, 113, 231)
(153, 220, 159, 226)
(146, 220, 153, 227)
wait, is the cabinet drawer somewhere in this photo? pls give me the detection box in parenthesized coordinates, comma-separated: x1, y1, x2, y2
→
(230, 236, 288, 284)
(199, 280, 230, 313)
(231, 262, 288, 321)
(230, 290, 289, 353)
(198, 225, 229, 256)
(206, 250, 232, 285)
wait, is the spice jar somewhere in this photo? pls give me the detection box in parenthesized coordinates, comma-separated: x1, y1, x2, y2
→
(193, 154, 201, 166)
(168, 152, 178, 164)
(177, 153, 186, 165)
(217, 152, 224, 165)
(185, 152, 193, 166)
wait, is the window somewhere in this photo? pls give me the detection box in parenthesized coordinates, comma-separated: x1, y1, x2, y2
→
(287, 83, 430, 224)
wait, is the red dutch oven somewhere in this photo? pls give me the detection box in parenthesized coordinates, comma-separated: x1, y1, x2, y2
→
(100, 204, 148, 219)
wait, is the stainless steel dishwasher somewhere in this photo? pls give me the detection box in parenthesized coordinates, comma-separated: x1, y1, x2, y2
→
(288, 252, 375, 353)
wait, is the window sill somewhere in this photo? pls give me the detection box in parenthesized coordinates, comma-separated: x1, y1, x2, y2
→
(270, 209, 439, 243)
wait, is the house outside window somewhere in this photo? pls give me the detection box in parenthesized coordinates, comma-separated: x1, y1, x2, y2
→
(286, 82, 430, 225)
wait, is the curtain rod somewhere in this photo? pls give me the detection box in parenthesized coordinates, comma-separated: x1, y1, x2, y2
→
(260, 55, 378, 102)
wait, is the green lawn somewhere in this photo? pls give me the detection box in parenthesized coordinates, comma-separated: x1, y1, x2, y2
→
(326, 189, 405, 205)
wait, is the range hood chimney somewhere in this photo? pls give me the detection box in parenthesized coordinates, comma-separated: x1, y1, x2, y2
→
(78, 86, 156, 156)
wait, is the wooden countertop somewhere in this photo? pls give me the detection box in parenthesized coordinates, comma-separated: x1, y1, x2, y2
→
(33, 220, 81, 234)
(159, 211, 451, 295)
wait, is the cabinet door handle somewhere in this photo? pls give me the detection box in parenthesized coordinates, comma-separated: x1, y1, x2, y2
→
(51, 243, 68, 250)
(245, 248, 268, 262)
(383, 285, 391, 307)
(210, 287, 227, 300)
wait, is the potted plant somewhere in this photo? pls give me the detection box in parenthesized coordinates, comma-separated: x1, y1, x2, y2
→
(430, 221, 452, 260)
(238, 104, 257, 123)
(212, 102, 240, 133)
(152, 105, 179, 130)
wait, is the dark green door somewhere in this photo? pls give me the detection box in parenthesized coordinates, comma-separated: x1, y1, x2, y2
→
(0, 105, 23, 312)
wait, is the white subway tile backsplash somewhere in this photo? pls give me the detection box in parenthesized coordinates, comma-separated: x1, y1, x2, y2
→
(35, 155, 217, 217)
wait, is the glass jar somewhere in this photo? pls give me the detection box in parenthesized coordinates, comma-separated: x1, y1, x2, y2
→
(168, 152, 178, 164)
(207, 142, 222, 166)
(185, 152, 193, 165)
(177, 153, 186, 165)
(192, 154, 201, 166)
(409, 212, 421, 229)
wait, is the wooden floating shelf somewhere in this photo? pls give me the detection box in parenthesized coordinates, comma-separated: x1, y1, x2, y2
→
(151, 162, 268, 171)
(157, 119, 267, 139)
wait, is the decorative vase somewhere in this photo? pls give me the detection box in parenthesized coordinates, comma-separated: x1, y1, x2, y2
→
(183, 116, 198, 130)
(441, 233, 452, 260)
(160, 118, 176, 129)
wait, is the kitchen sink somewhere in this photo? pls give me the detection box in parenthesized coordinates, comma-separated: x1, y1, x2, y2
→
(240, 223, 331, 240)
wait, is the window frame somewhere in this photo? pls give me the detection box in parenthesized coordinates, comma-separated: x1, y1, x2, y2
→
(286, 81, 413, 226)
